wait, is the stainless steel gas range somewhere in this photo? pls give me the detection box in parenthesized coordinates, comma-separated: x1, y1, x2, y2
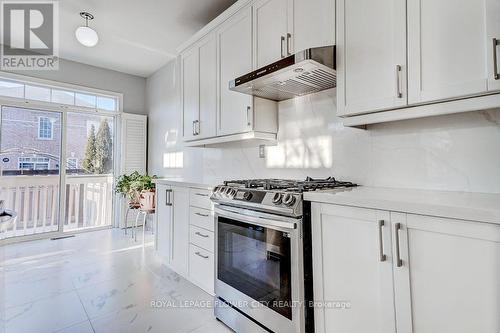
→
(210, 177, 357, 333)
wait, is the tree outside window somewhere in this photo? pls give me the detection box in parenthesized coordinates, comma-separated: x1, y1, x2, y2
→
(82, 119, 113, 174)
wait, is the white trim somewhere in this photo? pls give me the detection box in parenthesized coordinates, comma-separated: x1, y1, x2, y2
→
(341, 92, 500, 127)
(176, 0, 254, 54)
(0, 71, 123, 114)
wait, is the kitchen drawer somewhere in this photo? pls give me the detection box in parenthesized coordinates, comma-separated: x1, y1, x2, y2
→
(189, 244, 214, 294)
(190, 207, 214, 232)
(189, 225, 214, 252)
(189, 188, 212, 210)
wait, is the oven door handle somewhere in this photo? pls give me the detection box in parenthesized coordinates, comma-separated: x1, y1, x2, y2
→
(214, 206, 297, 230)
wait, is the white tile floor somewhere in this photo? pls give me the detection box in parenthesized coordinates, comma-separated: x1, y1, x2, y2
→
(0, 229, 232, 333)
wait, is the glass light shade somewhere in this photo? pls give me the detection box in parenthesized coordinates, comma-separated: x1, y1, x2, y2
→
(75, 26, 99, 47)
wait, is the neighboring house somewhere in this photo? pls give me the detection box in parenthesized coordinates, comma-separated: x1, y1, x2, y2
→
(0, 106, 112, 175)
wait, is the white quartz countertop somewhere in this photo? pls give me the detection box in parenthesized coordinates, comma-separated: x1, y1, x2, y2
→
(304, 186, 500, 225)
(153, 178, 214, 189)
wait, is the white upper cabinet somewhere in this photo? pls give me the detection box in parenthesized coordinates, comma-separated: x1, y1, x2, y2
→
(291, 0, 335, 53)
(407, 0, 489, 104)
(487, 0, 500, 92)
(218, 6, 254, 136)
(394, 214, 500, 333)
(182, 46, 199, 141)
(198, 36, 218, 139)
(254, 0, 335, 68)
(254, 0, 289, 67)
(312, 204, 397, 333)
(337, 0, 407, 116)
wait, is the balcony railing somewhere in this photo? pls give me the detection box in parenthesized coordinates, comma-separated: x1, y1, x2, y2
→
(0, 174, 113, 239)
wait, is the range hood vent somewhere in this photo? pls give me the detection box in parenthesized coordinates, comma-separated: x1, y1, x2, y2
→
(229, 46, 335, 101)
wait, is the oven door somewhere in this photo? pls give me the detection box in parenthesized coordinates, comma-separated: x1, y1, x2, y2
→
(215, 205, 304, 333)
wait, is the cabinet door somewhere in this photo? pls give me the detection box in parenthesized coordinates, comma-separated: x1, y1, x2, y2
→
(311, 203, 396, 333)
(182, 46, 199, 140)
(254, 0, 288, 67)
(291, 0, 334, 53)
(155, 185, 172, 261)
(407, 0, 488, 104)
(487, 0, 500, 91)
(170, 186, 190, 277)
(218, 6, 254, 136)
(337, 0, 407, 116)
(394, 214, 500, 333)
(198, 35, 217, 139)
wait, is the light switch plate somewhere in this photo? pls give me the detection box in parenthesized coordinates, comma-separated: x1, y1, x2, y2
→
(259, 145, 265, 158)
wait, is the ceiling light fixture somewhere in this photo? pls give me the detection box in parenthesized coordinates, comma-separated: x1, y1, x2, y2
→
(75, 12, 99, 47)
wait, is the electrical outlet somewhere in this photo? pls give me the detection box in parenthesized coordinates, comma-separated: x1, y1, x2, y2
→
(259, 145, 265, 158)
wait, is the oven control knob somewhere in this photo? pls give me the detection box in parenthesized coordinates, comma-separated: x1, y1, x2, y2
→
(272, 192, 283, 204)
(243, 191, 253, 201)
(283, 194, 296, 206)
(230, 189, 237, 197)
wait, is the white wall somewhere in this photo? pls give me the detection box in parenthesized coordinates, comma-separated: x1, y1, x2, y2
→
(147, 59, 500, 193)
(7, 58, 146, 114)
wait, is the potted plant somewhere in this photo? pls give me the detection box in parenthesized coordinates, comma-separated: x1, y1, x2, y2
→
(115, 171, 157, 209)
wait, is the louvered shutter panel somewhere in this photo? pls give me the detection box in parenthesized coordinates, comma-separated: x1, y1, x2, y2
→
(118, 113, 147, 228)
(121, 113, 147, 174)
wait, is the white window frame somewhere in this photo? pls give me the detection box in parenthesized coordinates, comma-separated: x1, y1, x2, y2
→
(0, 71, 125, 244)
(37, 116, 54, 140)
(18, 156, 50, 170)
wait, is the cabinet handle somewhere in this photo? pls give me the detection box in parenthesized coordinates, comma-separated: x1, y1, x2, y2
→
(378, 220, 386, 262)
(194, 193, 208, 197)
(195, 212, 209, 217)
(195, 231, 209, 238)
(394, 222, 403, 267)
(281, 36, 285, 58)
(246, 106, 252, 127)
(493, 38, 499, 80)
(396, 65, 403, 98)
(286, 33, 292, 56)
(165, 189, 173, 206)
(195, 251, 209, 259)
(192, 120, 196, 136)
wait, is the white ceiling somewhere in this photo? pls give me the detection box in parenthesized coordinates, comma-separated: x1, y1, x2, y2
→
(59, 0, 236, 77)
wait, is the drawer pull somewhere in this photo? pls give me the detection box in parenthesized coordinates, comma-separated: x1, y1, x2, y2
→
(195, 231, 209, 238)
(195, 251, 209, 259)
(493, 38, 499, 80)
(195, 212, 209, 217)
(194, 193, 209, 197)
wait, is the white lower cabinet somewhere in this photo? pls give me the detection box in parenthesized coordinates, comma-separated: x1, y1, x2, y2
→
(312, 202, 500, 333)
(169, 186, 190, 277)
(155, 184, 215, 295)
(189, 244, 215, 294)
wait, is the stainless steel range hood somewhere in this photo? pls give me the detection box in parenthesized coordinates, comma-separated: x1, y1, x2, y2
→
(229, 46, 335, 101)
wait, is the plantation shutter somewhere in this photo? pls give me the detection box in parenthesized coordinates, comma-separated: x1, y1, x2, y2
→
(121, 113, 147, 174)
(118, 113, 147, 228)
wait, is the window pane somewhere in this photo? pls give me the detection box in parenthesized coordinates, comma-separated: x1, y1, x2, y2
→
(25, 85, 51, 102)
(0, 80, 24, 98)
(75, 93, 96, 108)
(96, 96, 116, 111)
(38, 117, 53, 139)
(51, 89, 75, 105)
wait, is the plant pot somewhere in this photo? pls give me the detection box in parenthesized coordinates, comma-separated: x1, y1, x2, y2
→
(139, 189, 155, 211)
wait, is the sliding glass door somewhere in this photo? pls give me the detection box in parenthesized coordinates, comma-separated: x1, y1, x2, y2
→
(63, 112, 114, 232)
(0, 106, 62, 238)
(0, 106, 116, 240)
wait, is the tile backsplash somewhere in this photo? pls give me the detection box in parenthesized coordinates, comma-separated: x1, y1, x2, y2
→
(148, 60, 500, 193)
